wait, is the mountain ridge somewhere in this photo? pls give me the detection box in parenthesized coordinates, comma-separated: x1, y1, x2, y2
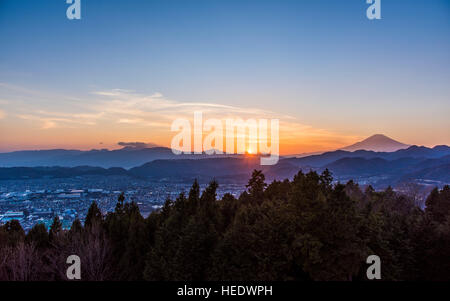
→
(0, 146, 448, 188)
(0, 146, 238, 169)
(341, 134, 410, 152)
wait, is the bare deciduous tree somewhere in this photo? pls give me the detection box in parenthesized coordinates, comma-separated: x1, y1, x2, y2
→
(0, 242, 43, 281)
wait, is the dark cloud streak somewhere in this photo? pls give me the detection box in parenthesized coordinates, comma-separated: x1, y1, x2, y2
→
(118, 142, 159, 149)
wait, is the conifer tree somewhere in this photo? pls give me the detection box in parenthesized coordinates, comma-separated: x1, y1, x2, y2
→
(49, 216, 62, 241)
(85, 201, 103, 229)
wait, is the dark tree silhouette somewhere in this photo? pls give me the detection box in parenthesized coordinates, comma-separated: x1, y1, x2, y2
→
(1, 171, 449, 281)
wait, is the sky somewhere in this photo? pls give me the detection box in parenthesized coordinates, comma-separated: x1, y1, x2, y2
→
(0, 0, 449, 154)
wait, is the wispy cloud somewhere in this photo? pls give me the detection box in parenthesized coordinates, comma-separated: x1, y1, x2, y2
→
(92, 89, 293, 124)
(89, 89, 361, 151)
(16, 114, 95, 129)
(0, 83, 362, 152)
(117, 141, 160, 149)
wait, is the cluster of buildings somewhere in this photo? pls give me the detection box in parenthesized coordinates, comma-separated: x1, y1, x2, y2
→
(0, 176, 243, 231)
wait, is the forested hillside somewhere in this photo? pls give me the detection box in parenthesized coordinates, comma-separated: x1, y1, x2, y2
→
(1, 170, 449, 281)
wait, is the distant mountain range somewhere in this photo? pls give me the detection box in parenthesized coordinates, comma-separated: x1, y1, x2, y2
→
(0, 147, 235, 169)
(0, 135, 448, 188)
(0, 134, 423, 168)
(285, 145, 450, 167)
(0, 145, 448, 188)
(282, 145, 450, 187)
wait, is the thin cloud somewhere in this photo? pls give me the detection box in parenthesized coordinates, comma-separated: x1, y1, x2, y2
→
(17, 113, 96, 129)
(2, 83, 362, 152)
(93, 89, 289, 124)
(117, 142, 160, 149)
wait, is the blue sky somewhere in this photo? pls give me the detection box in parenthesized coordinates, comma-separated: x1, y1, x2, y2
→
(0, 0, 449, 152)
